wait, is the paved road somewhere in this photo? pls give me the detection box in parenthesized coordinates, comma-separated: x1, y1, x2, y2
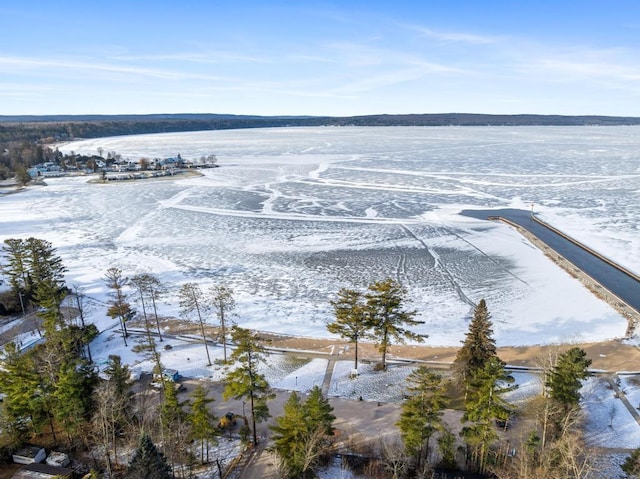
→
(460, 208, 640, 313)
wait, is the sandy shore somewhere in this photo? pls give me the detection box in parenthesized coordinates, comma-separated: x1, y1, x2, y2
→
(143, 318, 640, 373)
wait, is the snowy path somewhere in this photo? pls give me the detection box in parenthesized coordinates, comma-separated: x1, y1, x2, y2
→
(607, 375, 640, 427)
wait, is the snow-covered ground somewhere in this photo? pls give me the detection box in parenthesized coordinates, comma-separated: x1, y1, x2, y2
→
(2, 126, 637, 348)
(582, 376, 640, 449)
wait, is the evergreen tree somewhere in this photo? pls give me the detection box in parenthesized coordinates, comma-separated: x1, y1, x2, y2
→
(1, 238, 29, 302)
(397, 367, 448, 469)
(104, 355, 133, 400)
(131, 274, 152, 331)
(545, 347, 592, 411)
(460, 357, 513, 474)
(126, 433, 172, 479)
(622, 448, 640, 478)
(104, 267, 133, 346)
(270, 388, 335, 478)
(365, 278, 426, 370)
(1, 237, 66, 309)
(0, 342, 43, 436)
(223, 326, 275, 446)
(36, 276, 68, 346)
(453, 299, 498, 387)
(437, 428, 457, 470)
(52, 361, 98, 444)
(303, 386, 335, 436)
(328, 288, 369, 371)
(161, 380, 187, 427)
(161, 380, 191, 472)
(15, 165, 31, 186)
(25, 237, 66, 300)
(270, 392, 308, 477)
(188, 385, 217, 464)
(178, 282, 212, 366)
(0, 243, 96, 444)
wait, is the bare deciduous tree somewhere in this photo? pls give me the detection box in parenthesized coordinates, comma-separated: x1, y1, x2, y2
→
(377, 437, 410, 479)
(209, 284, 235, 362)
(178, 283, 212, 366)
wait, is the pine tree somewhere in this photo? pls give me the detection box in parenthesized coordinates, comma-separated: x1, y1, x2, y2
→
(36, 276, 68, 345)
(160, 381, 191, 474)
(188, 385, 217, 464)
(52, 362, 97, 444)
(1, 237, 66, 310)
(25, 237, 66, 301)
(365, 278, 426, 369)
(223, 326, 275, 446)
(437, 428, 457, 470)
(161, 380, 187, 426)
(545, 347, 592, 411)
(15, 165, 31, 186)
(104, 355, 133, 400)
(104, 267, 134, 346)
(0, 342, 43, 436)
(270, 388, 335, 478)
(303, 386, 335, 436)
(397, 367, 448, 469)
(460, 357, 513, 474)
(270, 392, 307, 477)
(454, 299, 498, 386)
(130, 273, 166, 341)
(1, 238, 29, 303)
(328, 288, 369, 371)
(126, 433, 172, 479)
(0, 243, 97, 444)
(622, 448, 640, 478)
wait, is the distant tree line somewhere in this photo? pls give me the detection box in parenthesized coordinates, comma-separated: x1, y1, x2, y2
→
(3, 112, 640, 180)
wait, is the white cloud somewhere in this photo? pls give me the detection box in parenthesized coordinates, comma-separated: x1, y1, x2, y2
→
(514, 46, 640, 88)
(0, 55, 232, 82)
(403, 24, 500, 44)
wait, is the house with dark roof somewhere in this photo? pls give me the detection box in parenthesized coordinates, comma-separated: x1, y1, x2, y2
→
(12, 463, 73, 479)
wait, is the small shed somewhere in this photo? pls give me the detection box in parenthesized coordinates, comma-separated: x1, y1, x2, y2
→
(12, 445, 46, 465)
(12, 463, 73, 479)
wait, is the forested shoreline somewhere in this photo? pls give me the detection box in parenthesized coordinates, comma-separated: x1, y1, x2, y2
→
(3, 112, 640, 181)
(3, 112, 640, 145)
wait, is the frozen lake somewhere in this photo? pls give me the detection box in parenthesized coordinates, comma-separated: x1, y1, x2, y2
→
(2, 126, 638, 347)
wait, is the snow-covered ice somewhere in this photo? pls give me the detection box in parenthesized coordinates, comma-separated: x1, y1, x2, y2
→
(2, 126, 638, 347)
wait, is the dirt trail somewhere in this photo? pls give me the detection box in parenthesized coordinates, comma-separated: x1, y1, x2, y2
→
(261, 333, 640, 372)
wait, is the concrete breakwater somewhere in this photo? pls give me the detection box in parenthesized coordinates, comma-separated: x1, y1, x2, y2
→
(460, 208, 640, 336)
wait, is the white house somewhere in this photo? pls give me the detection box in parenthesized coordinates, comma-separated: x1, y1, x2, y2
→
(12, 445, 46, 465)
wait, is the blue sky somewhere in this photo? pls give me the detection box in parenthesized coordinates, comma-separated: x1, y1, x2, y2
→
(2, 1, 640, 116)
